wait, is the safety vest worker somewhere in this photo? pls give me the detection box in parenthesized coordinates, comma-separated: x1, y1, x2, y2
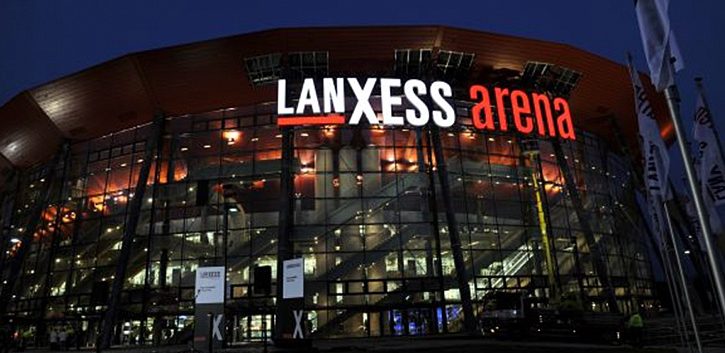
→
(628, 313, 644, 328)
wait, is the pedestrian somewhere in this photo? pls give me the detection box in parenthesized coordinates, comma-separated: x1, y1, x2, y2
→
(19, 328, 32, 351)
(626, 311, 644, 348)
(58, 328, 67, 351)
(49, 328, 58, 351)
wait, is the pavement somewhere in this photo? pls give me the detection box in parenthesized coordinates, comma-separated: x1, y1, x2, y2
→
(13, 337, 725, 353)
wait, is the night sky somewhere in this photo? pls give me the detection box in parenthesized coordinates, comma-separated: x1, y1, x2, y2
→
(0, 0, 723, 218)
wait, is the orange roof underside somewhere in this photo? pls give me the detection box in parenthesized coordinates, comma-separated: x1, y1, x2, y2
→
(0, 25, 671, 170)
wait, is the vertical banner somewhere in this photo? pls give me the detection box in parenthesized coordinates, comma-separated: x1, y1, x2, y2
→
(277, 258, 308, 345)
(194, 266, 225, 352)
(693, 92, 725, 207)
(627, 57, 670, 200)
(634, 0, 684, 91)
(195, 266, 225, 304)
(283, 258, 304, 299)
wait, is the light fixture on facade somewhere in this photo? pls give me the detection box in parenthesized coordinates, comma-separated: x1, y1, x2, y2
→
(223, 130, 240, 145)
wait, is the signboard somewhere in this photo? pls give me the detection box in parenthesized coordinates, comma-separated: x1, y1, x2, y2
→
(276, 78, 576, 141)
(283, 258, 304, 299)
(195, 266, 225, 304)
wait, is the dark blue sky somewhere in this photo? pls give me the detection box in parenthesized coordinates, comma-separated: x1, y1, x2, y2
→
(0, 0, 723, 217)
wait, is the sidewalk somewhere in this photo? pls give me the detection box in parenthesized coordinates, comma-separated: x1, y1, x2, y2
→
(17, 336, 709, 353)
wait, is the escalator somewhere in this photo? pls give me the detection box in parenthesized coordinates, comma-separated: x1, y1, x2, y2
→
(311, 184, 588, 336)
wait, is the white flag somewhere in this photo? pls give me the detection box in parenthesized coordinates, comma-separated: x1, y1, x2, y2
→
(685, 190, 723, 237)
(628, 58, 671, 198)
(694, 92, 725, 207)
(634, 0, 684, 91)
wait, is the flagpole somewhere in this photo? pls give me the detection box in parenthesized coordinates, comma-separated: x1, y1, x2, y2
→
(663, 201, 703, 353)
(663, 68, 725, 321)
(693, 77, 725, 330)
(657, 213, 689, 348)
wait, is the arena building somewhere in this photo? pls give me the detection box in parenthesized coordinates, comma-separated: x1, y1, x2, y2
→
(0, 26, 673, 346)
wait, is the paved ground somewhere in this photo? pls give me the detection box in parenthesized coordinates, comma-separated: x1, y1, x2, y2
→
(14, 337, 725, 353)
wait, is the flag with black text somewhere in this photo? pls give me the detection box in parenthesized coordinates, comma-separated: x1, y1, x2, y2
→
(634, 0, 684, 91)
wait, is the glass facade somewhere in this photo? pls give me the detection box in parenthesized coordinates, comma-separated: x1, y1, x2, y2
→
(0, 80, 654, 346)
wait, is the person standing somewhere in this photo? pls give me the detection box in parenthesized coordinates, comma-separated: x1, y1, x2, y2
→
(627, 311, 644, 348)
(49, 328, 58, 351)
(58, 327, 68, 351)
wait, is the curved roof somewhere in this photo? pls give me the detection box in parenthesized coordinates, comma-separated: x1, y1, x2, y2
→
(0, 25, 671, 171)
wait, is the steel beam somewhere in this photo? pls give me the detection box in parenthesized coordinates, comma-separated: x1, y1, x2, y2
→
(98, 114, 165, 350)
(428, 125, 478, 335)
(274, 126, 295, 341)
(36, 142, 72, 341)
(550, 138, 619, 313)
(419, 127, 448, 333)
(0, 142, 69, 316)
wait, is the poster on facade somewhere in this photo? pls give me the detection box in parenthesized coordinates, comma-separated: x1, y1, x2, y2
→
(195, 266, 225, 304)
(283, 258, 304, 299)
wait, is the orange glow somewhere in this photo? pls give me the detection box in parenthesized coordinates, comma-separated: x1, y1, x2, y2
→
(89, 195, 106, 213)
(85, 160, 189, 205)
(32, 205, 77, 241)
(256, 150, 282, 161)
(8, 241, 21, 257)
(323, 126, 336, 137)
(297, 150, 315, 166)
(223, 130, 241, 144)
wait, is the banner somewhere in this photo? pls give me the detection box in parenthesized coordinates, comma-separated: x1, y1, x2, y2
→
(694, 92, 725, 207)
(283, 258, 304, 299)
(684, 190, 723, 238)
(195, 266, 225, 304)
(628, 57, 670, 199)
(634, 0, 684, 91)
(194, 267, 226, 352)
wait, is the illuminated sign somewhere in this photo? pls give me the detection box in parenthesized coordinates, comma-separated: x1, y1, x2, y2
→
(277, 78, 576, 140)
(195, 266, 225, 304)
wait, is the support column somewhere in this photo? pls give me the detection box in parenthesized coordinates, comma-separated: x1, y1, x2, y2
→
(608, 116, 667, 296)
(37, 141, 73, 341)
(98, 113, 165, 351)
(550, 138, 619, 313)
(0, 169, 19, 278)
(420, 128, 448, 333)
(428, 125, 477, 335)
(274, 126, 297, 343)
(0, 142, 69, 316)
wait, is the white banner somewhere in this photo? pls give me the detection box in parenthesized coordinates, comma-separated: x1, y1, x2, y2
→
(694, 93, 725, 207)
(195, 266, 225, 304)
(283, 258, 304, 299)
(634, 0, 684, 91)
(628, 58, 670, 198)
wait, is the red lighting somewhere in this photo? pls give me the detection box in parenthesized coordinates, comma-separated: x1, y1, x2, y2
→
(277, 114, 346, 126)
